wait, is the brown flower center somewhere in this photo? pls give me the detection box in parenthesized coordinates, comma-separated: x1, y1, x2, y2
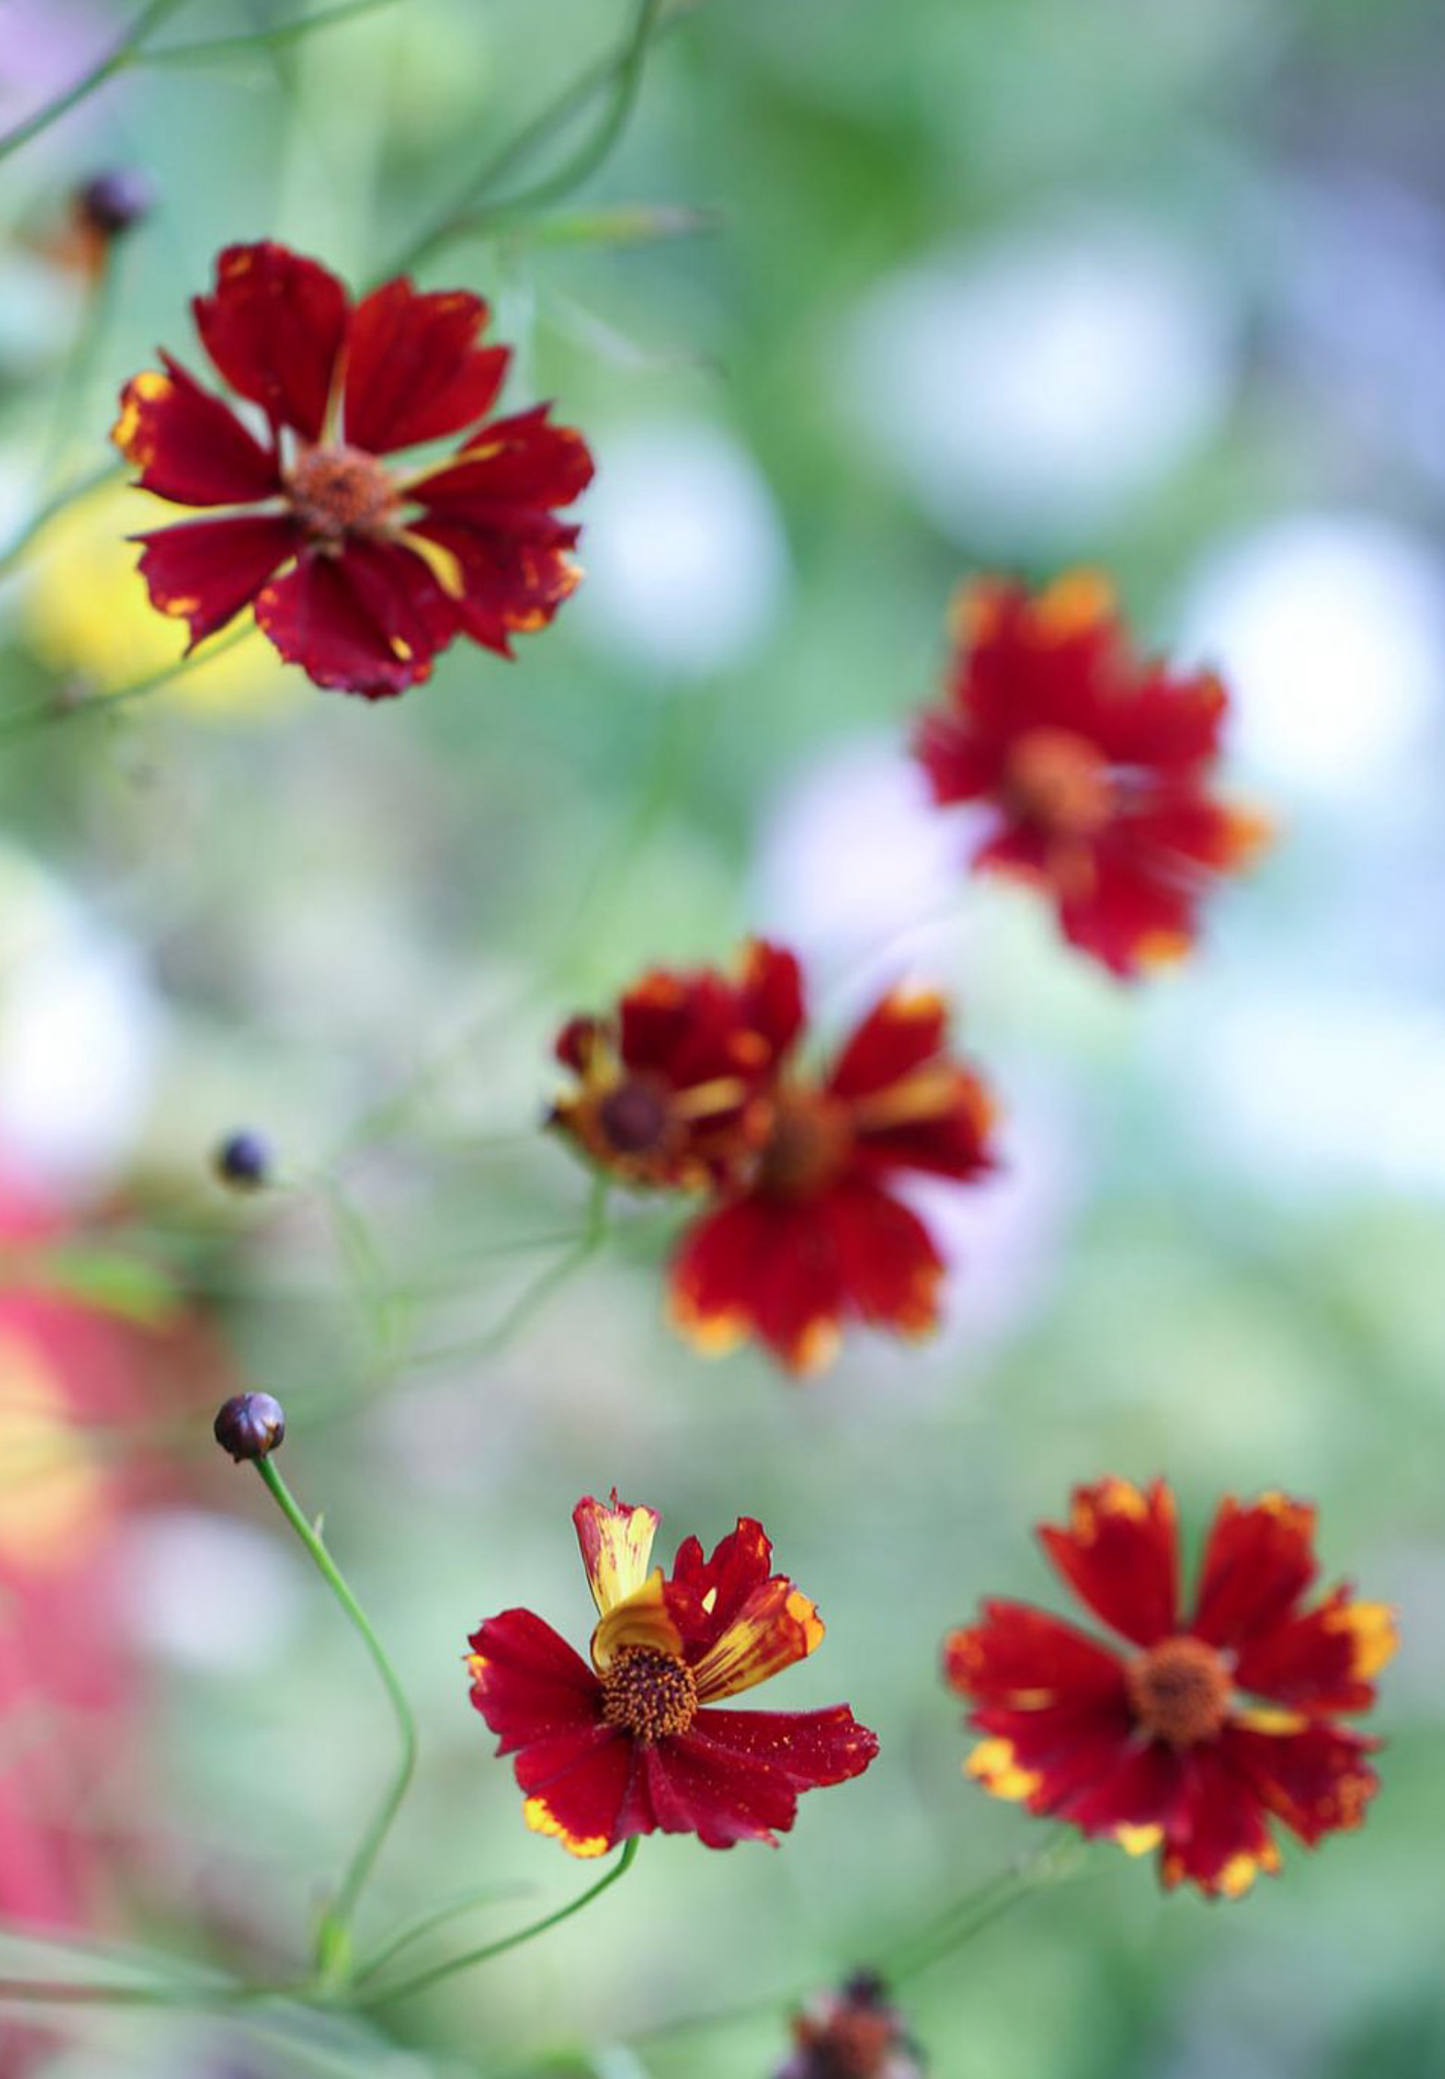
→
(596, 1077, 673, 1158)
(600, 1645, 698, 1741)
(1126, 1635, 1232, 1747)
(1005, 726, 1114, 837)
(796, 2013, 897, 2078)
(756, 1090, 853, 1199)
(286, 442, 399, 541)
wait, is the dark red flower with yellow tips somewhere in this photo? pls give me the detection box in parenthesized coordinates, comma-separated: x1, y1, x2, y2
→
(549, 941, 799, 1191)
(467, 1492, 877, 1856)
(665, 943, 995, 1375)
(945, 1477, 1396, 1899)
(112, 240, 592, 698)
(913, 573, 1272, 977)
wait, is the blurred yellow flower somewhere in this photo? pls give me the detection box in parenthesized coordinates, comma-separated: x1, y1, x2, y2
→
(23, 482, 295, 717)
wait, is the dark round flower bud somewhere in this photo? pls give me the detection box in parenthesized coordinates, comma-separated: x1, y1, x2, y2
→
(213, 1392, 286, 1463)
(76, 168, 157, 238)
(214, 1130, 271, 1190)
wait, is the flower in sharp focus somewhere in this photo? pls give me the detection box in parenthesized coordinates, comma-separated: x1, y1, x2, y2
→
(549, 940, 800, 1189)
(945, 1476, 1397, 1898)
(912, 572, 1271, 977)
(665, 942, 996, 1375)
(112, 240, 593, 699)
(467, 1491, 878, 1855)
(775, 1971, 926, 2079)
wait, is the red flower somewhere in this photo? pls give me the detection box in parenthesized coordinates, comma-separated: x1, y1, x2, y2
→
(913, 573, 1271, 977)
(113, 241, 593, 698)
(467, 1492, 877, 1855)
(945, 1476, 1397, 1898)
(549, 945, 799, 1190)
(776, 1972, 925, 2079)
(669, 943, 995, 1374)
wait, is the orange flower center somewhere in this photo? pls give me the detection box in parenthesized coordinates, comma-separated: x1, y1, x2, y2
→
(1126, 1635, 1232, 1747)
(600, 1645, 698, 1741)
(795, 2013, 897, 2076)
(1005, 726, 1114, 837)
(286, 442, 399, 540)
(756, 1090, 853, 1199)
(596, 1077, 673, 1159)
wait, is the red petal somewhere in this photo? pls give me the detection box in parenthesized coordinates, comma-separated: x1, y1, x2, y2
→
(343, 278, 509, 455)
(254, 539, 455, 697)
(685, 1561, 824, 1705)
(667, 1517, 775, 1646)
(829, 989, 951, 1099)
(818, 1178, 946, 1338)
(1091, 664, 1229, 771)
(466, 1608, 600, 1756)
(944, 1599, 1128, 1709)
(412, 405, 594, 512)
(735, 940, 807, 1061)
(671, 1196, 843, 1372)
(1222, 1719, 1382, 1847)
(113, 354, 281, 506)
(1157, 1743, 1281, 1897)
(131, 514, 296, 648)
(654, 1705, 878, 1847)
(1037, 1477, 1179, 1649)
(617, 970, 770, 1090)
(1191, 1493, 1319, 1650)
(194, 241, 348, 442)
(511, 1723, 639, 1858)
(406, 512, 582, 657)
(962, 1697, 1142, 1820)
(1055, 841, 1200, 979)
(913, 706, 1005, 805)
(1233, 1589, 1397, 1714)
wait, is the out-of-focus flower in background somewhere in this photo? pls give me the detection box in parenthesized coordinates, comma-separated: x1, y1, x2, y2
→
(775, 1970, 924, 2079)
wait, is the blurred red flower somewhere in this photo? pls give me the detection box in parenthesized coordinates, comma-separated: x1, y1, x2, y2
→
(554, 941, 996, 1375)
(913, 573, 1271, 977)
(776, 1971, 924, 2079)
(113, 240, 593, 698)
(945, 1476, 1396, 1897)
(468, 1492, 877, 1855)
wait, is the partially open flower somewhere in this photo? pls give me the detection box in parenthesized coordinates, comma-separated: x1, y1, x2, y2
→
(913, 574, 1272, 977)
(468, 1491, 877, 1855)
(776, 1972, 925, 2079)
(945, 1476, 1397, 1897)
(113, 240, 592, 698)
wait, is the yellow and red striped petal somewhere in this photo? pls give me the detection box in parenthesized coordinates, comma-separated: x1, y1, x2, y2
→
(572, 1492, 662, 1618)
(690, 1576, 825, 1704)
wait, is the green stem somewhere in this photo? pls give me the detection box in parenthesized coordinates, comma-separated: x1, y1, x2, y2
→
(253, 1457, 418, 1981)
(0, 461, 123, 583)
(388, 0, 671, 276)
(358, 1838, 638, 2007)
(0, 0, 195, 161)
(406, 1174, 609, 1369)
(0, 620, 255, 742)
(352, 1880, 529, 1985)
(142, 0, 400, 63)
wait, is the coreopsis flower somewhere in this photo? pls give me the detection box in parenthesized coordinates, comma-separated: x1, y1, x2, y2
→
(467, 1492, 878, 1855)
(776, 1972, 925, 2079)
(945, 1476, 1396, 1898)
(549, 941, 801, 1189)
(913, 573, 1271, 977)
(113, 240, 592, 698)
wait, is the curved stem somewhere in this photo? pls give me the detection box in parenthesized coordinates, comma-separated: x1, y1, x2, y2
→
(0, 0, 194, 161)
(0, 461, 123, 583)
(0, 621, 255, 742)
(352, 1880, 529, 1985)
(252, 1457, 418, 1980)
(142, 0, 400, 64)
(358, 1838, 638, 2007)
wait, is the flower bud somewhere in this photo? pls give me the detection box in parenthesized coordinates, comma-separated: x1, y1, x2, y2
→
(76, 169, 157, 239)
(213, 1392, 286, 1463)
(214, 1130, 271, 1191)
(775, 1971, 924, 2079)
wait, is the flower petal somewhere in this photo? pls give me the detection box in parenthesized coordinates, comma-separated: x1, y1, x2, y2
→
(690, 1576, 825, 1704)
(405, 511, 582, 657)
(1055, 840, 1203, 980)
(194, 241, 348, 442)
(411, 404, 594, 512)
(343, 279, 509, 454)
(1157, 1743, 1282, 1898)
(652, 1704, 878, 1848)
(1191, 1492, 1319, 1650)
(1037, 1477, 1179, 1648)
(818, 1179, 947, 1338)
(735, 939, 807, 1061)
(961, 1696, 1139, 1818)
(572, 1492, 661, 1617)
(828, 988, 953, 1099)
(466, 1607, 600, 1756)
(131, 514, 296, 649)
(253, 539, 454, 697)
(1233, 1589, 1398, 1715)
(1221, 1718, 1382, 1847)
(112, 354, 281, 507)
(516, 1725, 638, 1859)
(670, 1195, 844, 1374)
(944, 1599, 1129, 1710)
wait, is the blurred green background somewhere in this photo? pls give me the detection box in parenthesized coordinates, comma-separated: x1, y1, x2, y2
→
(1, 0, 1443, 2074)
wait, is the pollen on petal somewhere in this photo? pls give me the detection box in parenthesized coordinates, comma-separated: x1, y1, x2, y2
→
(522, 1796, 610, 1858)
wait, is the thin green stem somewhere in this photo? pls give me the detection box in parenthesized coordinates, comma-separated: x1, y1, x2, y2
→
(406, 1174, 609, 1369)
(352, 1881, 529, 1985)
(358, 1838, 638, 2007)
(0, 0, 195, 161)
(142, 0, 400, 63)
(253, 1457, 418, 1981)
(388, 0, 672, 276)
(0, 621, 255, 742)
(0, 460, 123, 582)
(883, 1833, 1085, 1984)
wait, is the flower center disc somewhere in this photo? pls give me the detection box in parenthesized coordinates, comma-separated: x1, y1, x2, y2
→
(597, 1077, 673, 1158)
(600, 1645, 698, 1741)
(1126, 1635, 1232, 1747)
(756, 1091, 853, 1199)
(286, 442, 398, 540)
(1006, 726, 1114, 838)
